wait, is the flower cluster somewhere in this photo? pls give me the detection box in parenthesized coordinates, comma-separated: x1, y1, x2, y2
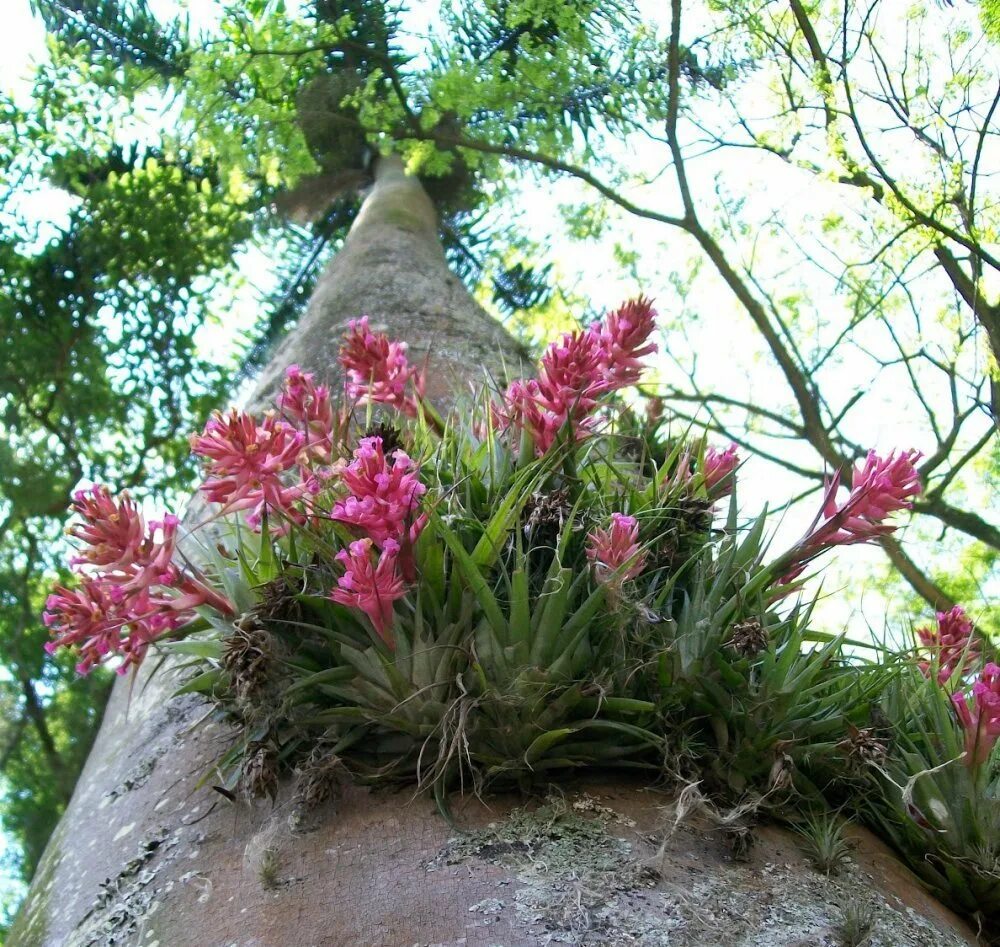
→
(332, 437, 427, 548)
(190, 409, 307, 528)
(917, 606, 978, 685)
(586, 513, 646, 590)
(327, 436, 427, 642)
(778, 449, 922, 584)
(330, 538, 407, 644)
(190, 366, 343, 529)
(278, 364, 336, 463)
(952, 663, 1000, 766)
(495, 297, 658, 453)
(43, 301, 997, 928)
(339, 317, 424, 417)
(44, 486, 233, 674)
(45, 579, 175, 675)
(188, 360, 428, 648)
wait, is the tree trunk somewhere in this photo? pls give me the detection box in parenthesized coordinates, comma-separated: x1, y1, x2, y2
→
(9, 159, 976, 947)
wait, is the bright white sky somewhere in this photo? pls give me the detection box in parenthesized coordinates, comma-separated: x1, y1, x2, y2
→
(1, 3, 41, 89)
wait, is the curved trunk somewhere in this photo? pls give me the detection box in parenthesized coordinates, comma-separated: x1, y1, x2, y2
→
(256, 154, 525, 406)
(9, 161, 974, 947)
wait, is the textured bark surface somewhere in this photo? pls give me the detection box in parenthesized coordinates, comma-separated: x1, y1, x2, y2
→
(252, 154, 527, 409)
(9, 704, 977, 947)
(8, 161, 975, 947)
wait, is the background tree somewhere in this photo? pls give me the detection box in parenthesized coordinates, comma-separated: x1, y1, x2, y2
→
(0, 0, 553, 923)
(0, 26, 255, 913)
(47, 0, 993, 624)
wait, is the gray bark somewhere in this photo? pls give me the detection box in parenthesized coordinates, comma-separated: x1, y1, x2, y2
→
(253, 154, 526, 408)
(8, 160, 974, 947)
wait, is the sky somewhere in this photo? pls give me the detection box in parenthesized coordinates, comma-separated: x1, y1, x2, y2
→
(0, 3, 42, 92)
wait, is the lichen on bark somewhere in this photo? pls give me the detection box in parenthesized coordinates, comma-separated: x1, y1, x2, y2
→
(429, 789, 974, 947)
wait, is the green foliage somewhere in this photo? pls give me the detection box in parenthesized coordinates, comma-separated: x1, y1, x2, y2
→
(0, 19, 255, 914)
(31, 0, 190, 79)
(856, 667, 1000, 925)
(794, 811, 853, 876)
(167, 390, 874, 825)
(658, 569, 881, 798)
(181, 11, 330, 193)
(834, 901, 875, 947)
(985, 0, 1000, 43)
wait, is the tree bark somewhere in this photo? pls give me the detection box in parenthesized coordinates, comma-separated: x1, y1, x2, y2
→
(8, 159, 976, 947)
(252, 154, 526, 409)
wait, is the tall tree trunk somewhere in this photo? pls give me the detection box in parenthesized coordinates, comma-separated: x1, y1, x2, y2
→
(9, 159, 976, 947)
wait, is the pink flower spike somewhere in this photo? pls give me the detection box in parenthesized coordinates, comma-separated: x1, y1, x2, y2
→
(586, 513, 646, 588)
(43, 579, 122, 674)
(537, 327, 606, 411)
(843, 449, 923, 526)
(952, 663, 1000, 766)
(339, 317, 424, 417)
(330, 538, 407, 646)
(67, 488, 190, 594)
(703, 443, 739, 498)
(815, 449, 922, 547)
(332, 437, 426, 547)
(190, 408, 306, 523)
(279, 364, 334, 463)
(47, 481, 235, 672)
(776, 449, 922, 585)
(595, 296, 658, 390)
(69, 485, 147, 574)
(917, 606, 978, 684)
(42, 578, 190, 675)
(493, 297, 657, 456)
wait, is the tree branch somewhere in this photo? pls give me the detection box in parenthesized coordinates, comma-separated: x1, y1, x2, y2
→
(878, 535, 959, 612)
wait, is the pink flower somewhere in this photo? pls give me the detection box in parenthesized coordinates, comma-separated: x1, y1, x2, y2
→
(332, 436, 426, 547)
(839, 449, 923, 533)
(68, 490, 199, 594)
(68, 486, 148, 574)
(586, 513, 646, 587)
(278, 364, 334, 463)
(44, 579, 123, 674)
(703, 443, 739, 498)
(594, 296, 658, 390)
(537, 327, 606, 412)
(493, 379, 594, 454)
(45, 483, 236, 673)
(339, 317, 424, 417)
(190, 408, 306, 524)
(495, 297, 658, 455)
(43, 578, 188, 675)
(778, 449, 922, 584)
(952, 663, 1000, 766)
(918, 606, 978, 684)
(330, 538, 407, 646)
